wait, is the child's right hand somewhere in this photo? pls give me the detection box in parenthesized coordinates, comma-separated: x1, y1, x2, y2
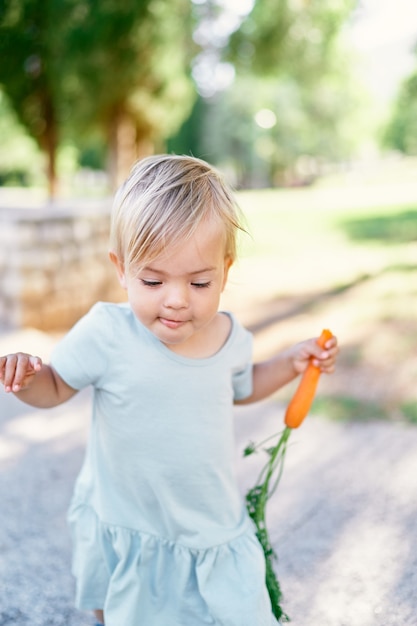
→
(0, 353, 42, 393)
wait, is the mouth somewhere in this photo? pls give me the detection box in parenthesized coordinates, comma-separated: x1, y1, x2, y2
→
(159, 317, 187, 329)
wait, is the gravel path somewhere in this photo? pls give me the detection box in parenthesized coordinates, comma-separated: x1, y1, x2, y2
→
(0, 389, 93, 626)
(1, 332, 416, 626)
(235, 403, 417, 626)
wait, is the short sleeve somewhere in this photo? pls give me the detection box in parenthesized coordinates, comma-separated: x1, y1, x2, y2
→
(50, 302, 112, 390)
(232, 362, 253, 401)
(228, 316, 253, 401)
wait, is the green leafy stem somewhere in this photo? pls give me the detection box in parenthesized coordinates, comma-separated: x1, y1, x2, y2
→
(244, 426, 292, 622)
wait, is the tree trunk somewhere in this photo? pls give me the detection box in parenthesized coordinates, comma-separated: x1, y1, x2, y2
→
(46, 143, 57, 199)
(40, 94, 59, 199)
(108, 108, 154, 191)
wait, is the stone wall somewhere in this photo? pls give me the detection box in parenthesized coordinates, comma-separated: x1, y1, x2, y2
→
(0, 201, 126, 331)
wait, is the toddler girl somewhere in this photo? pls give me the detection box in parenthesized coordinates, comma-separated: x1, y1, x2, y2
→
(0, 155, 338, 626)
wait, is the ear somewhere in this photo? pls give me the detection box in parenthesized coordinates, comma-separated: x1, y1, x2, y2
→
(221, 256, 233, 291)
(109, 251, 127, 289)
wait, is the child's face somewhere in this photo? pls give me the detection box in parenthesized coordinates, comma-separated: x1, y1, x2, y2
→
(110, 219, 232, 354)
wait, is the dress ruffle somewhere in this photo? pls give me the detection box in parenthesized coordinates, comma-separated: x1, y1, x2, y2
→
(68, 501, 278, 626)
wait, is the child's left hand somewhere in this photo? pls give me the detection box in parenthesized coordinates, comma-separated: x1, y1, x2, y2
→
(291, 334, 339, 376)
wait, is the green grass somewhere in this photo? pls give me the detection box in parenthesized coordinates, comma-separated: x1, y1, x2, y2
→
(238, 187, 417, 265)
(401, 402, 417, 425)
(311, 395, 389, 422)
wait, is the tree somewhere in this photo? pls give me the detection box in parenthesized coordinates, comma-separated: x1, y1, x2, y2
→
(384, 71, 417, 155)
(182, 67, 365, 189)
(0, 0, 196, 195)
(227, 0, 355, 82)
(0, 88, 43, 185)
(62, 0, 196, 188)
(170, 0, 361, 187)
(0, 0, 68, 196)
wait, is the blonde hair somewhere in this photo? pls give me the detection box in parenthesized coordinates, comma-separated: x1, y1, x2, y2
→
(110, 154, 245, 272)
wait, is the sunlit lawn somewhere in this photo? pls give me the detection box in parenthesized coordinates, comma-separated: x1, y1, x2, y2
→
(221, 174, 417, 424)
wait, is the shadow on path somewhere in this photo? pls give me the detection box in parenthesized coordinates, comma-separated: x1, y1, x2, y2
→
(246, 261, 416, 336)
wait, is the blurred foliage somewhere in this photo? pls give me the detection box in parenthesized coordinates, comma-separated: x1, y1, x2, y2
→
(227, 0, 355, 81)
(384, 69, 417, 155)
(60, 0, 196, 185)
(0, 89, 44, 186)
(0, 0, 364, 194)
(0, 0, 64, 193)
(169, 60, 367, 188)
(169, 0, 363, 188)
(0, 0, 196, 194)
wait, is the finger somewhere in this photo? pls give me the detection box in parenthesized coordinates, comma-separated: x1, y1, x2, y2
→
(0, 356, 6, 380)
(313, 352, 337, 369)
(311, 347, 330, 363)
(321, 354, 337, 371)
(29, 355, 42, 372)
(4, 353, 40, 392)
(324, 336, 338, 351)
(12, 354, 38, 391)
(2, 354, 19, 391)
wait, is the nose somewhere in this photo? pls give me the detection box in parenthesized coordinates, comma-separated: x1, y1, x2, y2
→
(163, 283, 189, 310)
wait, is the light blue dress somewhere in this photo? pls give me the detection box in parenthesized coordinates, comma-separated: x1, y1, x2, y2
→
(51, 302, 278, 626)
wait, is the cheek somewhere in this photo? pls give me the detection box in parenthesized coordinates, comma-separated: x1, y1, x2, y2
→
(126, 286, 145, 310)
(129, 285, 161, 315)
(198, 290, 222, 315)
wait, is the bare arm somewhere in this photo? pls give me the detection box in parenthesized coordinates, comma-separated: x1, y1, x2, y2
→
(237, 334, 338, 405)
(0, 352, 77, 408)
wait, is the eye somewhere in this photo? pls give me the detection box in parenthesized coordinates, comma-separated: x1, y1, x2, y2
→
(141, 279, 162, 287)
(191, 281, 211, 289)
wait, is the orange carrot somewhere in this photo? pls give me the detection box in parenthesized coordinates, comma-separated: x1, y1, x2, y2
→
(284, 328, 333, 429)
